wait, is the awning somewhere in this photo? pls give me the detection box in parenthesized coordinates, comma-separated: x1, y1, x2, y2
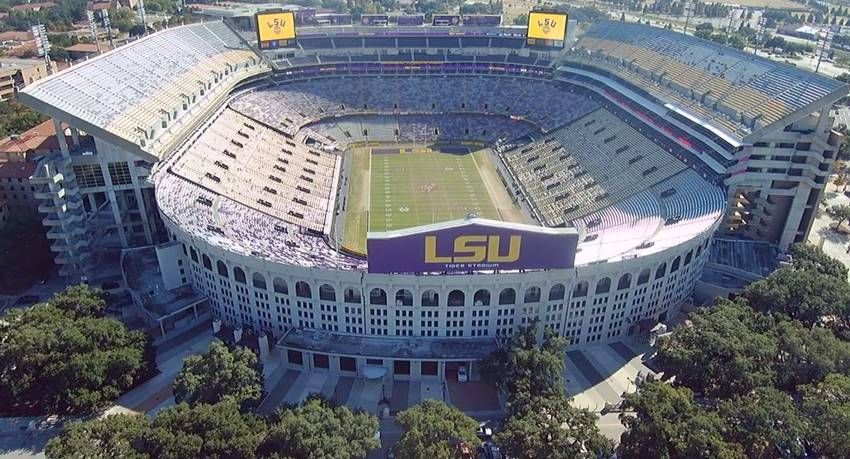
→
(361, 365, 387, 379)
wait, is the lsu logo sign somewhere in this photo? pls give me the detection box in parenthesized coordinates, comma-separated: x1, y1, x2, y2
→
(256, 11, 296, 42)
(425, 235, 521, 264)
(366, 218, 578, 274)
(526, 12, 568, 41)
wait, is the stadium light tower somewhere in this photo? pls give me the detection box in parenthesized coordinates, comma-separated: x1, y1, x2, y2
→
(754, 14, 767, 56)
(815, 26, 835, 73)
(86, 10, 102, 54)
(101, 9, 115, 49)
(31, 24, 52, 74)
(682, 0, 695, 35)
(136, 0, 148, 34)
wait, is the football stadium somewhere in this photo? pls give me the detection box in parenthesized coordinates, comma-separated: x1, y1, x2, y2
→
(17, 12, 848, 378)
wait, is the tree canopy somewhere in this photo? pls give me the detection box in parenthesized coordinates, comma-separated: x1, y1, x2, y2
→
(656, 299, 776, 398)
(394, 399, 479, 459)
(619, 382, 744, 458)
(260, 397, 379, 459)
(481, 321, 567, 408)
(45, 413, 149, 459)
(172, 340, 263, 410)
(799, 374, 850, 457)
(788, 242, 848, 280)
(638, 245, 850, 456)
(46, 396, 381, 458)
(717, 387, 808, 459)
(0, 285, 153, 415)
(495, 394, 613, 459)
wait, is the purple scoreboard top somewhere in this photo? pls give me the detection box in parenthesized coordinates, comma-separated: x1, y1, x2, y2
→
(366, 218, 578, 274)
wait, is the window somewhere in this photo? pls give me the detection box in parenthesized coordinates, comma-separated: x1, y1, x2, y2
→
(234, 267, 246, 284)
(421, 290, 439, 307)
(344, 287, 361, 304)
(524, 286, 541, 303)
(296, 281, 312, 298)
(499, 288, 516, 305)
(448, 290, 465, 307)
(395, 289, 413, 306)
(107, 162, 132, 185)
(617, 274, 632, 290)
(313, 353, 329, 369)
(421, 361, 438, 376)
(595, 278, 611, 294)
(287, 350, 303, 365)
(370, 288, 387, 305)
(72, 164, 105, 188)
(252, 272, 267, 290)
(319, 284, 336, 301)
(473, 289, 491, 306)
(273, 277, 288, 294)
(394, 360, 411, 375)
(549, 284, 565, 301)
(573, 282, 588, 297)
(340, 357, 356, 372)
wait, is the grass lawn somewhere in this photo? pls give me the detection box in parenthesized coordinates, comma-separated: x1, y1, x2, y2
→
(368, 146, 500, 232)
(341, 145, 502, 254)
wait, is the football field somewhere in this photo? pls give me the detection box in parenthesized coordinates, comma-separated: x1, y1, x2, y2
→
(369, 146, 500, 232)
(341, 145, 511, 255)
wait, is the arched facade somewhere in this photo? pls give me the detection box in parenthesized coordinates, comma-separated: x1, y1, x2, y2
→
(171, 219, 716, 349)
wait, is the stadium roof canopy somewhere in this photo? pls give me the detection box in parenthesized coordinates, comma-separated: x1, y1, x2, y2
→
(18, 21, 269, 162)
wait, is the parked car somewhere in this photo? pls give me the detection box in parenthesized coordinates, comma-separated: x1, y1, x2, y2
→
(457, 365, 469, 383)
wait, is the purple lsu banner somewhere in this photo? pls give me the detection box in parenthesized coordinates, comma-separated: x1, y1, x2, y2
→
(366, 219, 578, 274)
(432, 14, 461, 26)
(394, 14, 424, 26)
(462, 15, 502, 26)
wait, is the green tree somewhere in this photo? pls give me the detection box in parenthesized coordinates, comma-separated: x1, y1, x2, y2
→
(49, 284, 107, 317)
(656, 299, 776, 398)
(138, 401, 266, 459)
(742, 267, 850, 334)
(618, 382, 744, 458)
(495, 394, 613, 459)
(772, 319, 850, 390)
(45, 414, 149, 459)
(0, 287, 152, 414)
(800, 373, 850, 457)
(260, 397, 379, 459)
(394, 399, 479, 459)
(828, 203, 850, 229)
(788, 243, 848, 279)
(172, 340, 263, 409)
(481, 321, 566, 407)
(717, 387, 808, 459)
(513, 13, 528, 25)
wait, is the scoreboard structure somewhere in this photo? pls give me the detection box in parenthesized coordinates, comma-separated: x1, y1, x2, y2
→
(255, 10, 296, 50)
(526, 11, 568, 48)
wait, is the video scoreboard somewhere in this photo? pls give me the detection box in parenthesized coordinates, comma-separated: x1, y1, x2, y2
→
(255, 10, 296, 50)
(526, 11, 568, 48)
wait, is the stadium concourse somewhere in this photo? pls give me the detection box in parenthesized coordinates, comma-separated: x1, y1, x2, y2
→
(16, 18, 847, 385)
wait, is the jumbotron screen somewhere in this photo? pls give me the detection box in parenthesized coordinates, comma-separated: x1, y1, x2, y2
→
(526, 11, 567, 47)
(255, 10, 296, 49)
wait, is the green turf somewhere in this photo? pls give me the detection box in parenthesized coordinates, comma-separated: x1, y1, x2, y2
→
(368, 148, 500, 232)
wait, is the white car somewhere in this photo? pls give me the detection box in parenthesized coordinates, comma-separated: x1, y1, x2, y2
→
(457, 365, 468, 383)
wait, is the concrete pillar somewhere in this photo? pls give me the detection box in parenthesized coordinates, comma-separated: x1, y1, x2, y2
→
(53, 119, 69, 158)
(86, 193, 97, 214)
(70, 127, 80, 147)
(131, 180, 153, 244)
(99, 161, 128, 247)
